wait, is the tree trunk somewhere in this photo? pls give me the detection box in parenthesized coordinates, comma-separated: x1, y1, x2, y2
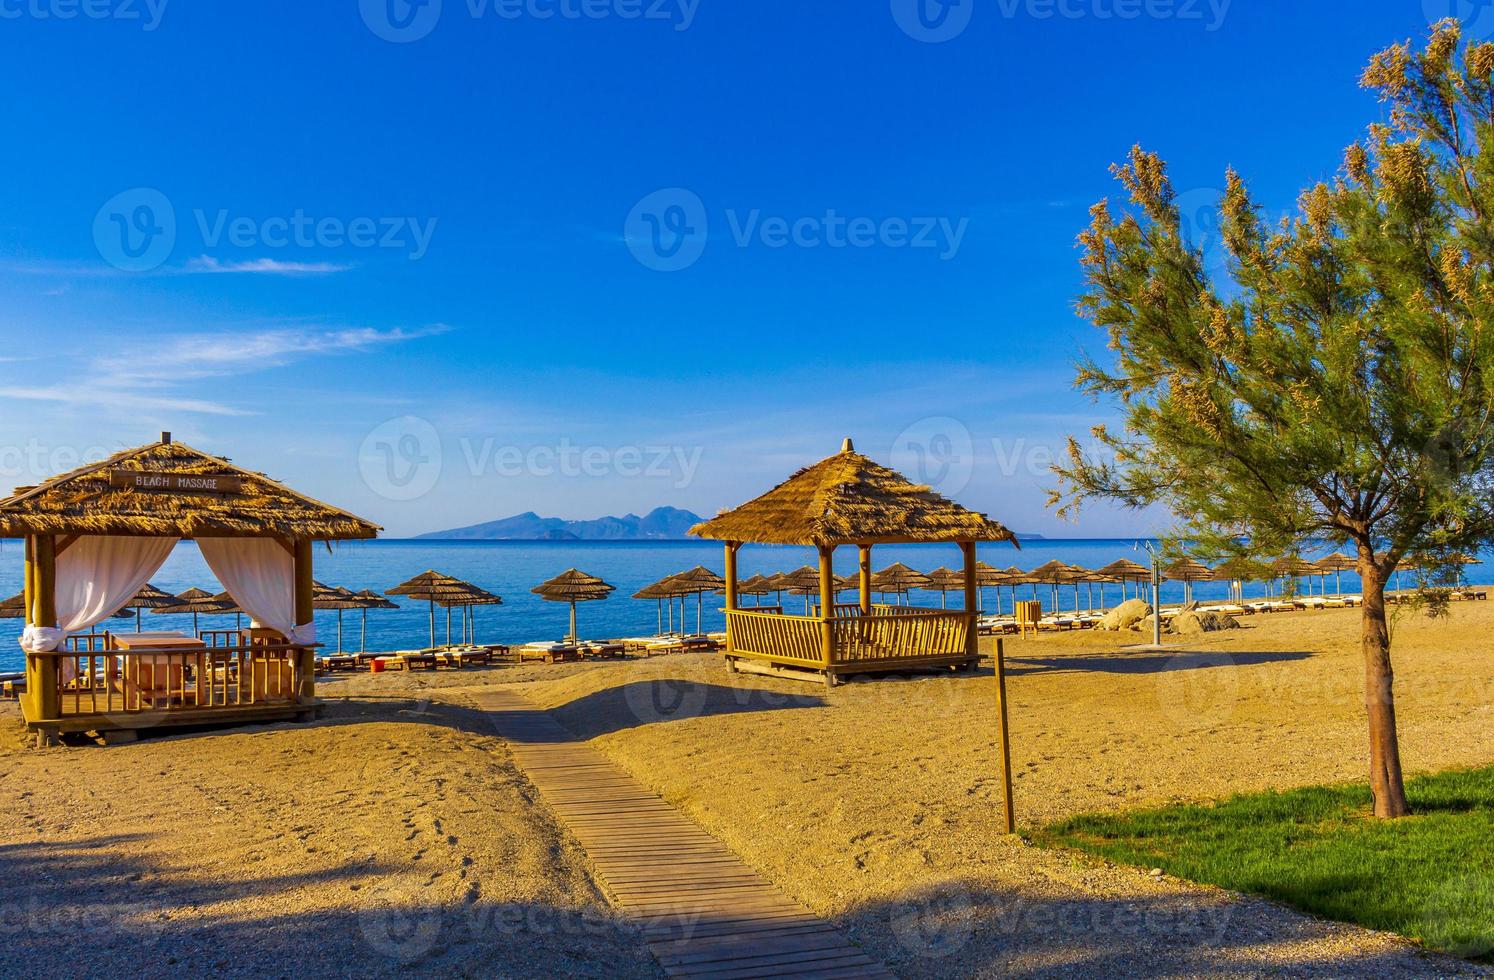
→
(1359, 561, 1410, 818)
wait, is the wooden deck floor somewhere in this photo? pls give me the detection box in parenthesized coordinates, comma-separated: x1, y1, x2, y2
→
(469, 688, 893, 979)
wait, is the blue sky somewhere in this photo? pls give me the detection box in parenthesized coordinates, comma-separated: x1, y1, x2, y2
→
(0, 0, 1473, 537)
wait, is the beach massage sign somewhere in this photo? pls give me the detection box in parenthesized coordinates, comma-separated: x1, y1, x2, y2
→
(109, 470, 243, 495)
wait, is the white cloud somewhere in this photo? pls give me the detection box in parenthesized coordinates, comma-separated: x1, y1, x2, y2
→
(184, 256, 353, 276)
(0, 324, 448, 416)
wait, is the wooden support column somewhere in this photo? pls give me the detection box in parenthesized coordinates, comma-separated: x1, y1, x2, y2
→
(293, 537, 315, 701)
(23, 535, 61, 725)
(723, 542, 740, 655)
(818, 544, 836, 689)
(858, 544, 872, 615)
(961, 541, 979, 663)
(994, 636, 1016, 834)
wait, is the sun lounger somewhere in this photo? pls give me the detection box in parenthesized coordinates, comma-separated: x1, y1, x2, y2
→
(519, 643, 582, 664)
(577, 642, 626, 660)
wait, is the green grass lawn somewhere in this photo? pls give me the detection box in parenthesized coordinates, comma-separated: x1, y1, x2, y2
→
(1036, 766, 1494, 962)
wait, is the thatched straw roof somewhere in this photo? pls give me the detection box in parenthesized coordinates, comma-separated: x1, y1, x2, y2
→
(154, 589, 236, 615)
(532, 569, 615, 602)
(1163, 559, 1213, 582)
(1210, 558, 1265, 582)
(1096, 559, 1150, 581)
(771, 567, 824, 592)
(0, 593, 26, 618)
(386, 571, 475, 600)
(1272, 557, 1319, 577)
(690, 440, 1017, 547)
(972, 562, 1009, 586)
(350, 589, 399, 610)
(921, 567, 966, 591)
(667, 566, 726, 594)
(312, 584, 363, 611)
(735, 574, 776, 596)
(871, 562, 931, 593)
(633, 580, 683, 600)
(437, 587, 503, 608)
(1027, 559, 1080, 584)
(122, 582, 179, 610)
(1313, 552, 1357, 573)
(0, 435, 379, 541)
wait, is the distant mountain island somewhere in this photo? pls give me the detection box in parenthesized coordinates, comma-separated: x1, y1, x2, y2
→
(416, 507, 705, 541)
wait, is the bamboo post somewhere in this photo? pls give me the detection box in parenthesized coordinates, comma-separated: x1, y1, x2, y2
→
(961, 541, 978, 664)
(994, 636, 1015, 834)
(818, 545, 836, 689)
(723, 542, 739, 652)
(858, 544, 872, 616)
(293, 538, 315, 701)
(25, 535, 61, 724)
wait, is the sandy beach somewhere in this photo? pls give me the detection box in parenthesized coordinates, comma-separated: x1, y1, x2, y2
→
(3, 602, 1492, 976)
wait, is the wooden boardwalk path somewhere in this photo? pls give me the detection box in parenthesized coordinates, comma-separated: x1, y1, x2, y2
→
(470, 688, 894, 979)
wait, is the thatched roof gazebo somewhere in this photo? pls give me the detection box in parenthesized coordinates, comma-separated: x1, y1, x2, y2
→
(0, 433, 379, 744)
(691, 438, 1017, 689)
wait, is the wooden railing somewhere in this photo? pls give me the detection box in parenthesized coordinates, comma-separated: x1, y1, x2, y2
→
(726, 609, 824, 666)
(36, 635, 307, 719)
(726, 608, 973, 668)
(831, 611, 970, 664)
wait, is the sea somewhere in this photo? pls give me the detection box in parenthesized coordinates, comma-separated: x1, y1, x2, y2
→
(0, 537, 1486, 673)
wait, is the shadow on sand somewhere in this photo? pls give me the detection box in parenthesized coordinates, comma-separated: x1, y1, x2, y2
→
(1002, 649, 1312, 678)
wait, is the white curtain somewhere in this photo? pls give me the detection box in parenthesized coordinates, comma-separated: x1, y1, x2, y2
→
(198, 537, 315, 645)
(18, 535, 178, 654)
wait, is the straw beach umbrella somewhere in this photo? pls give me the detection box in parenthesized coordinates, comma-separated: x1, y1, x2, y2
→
(920, 567, 966, 609)
(532, 569, 615, 643)
(871, 563, 931, 606)
(387, 570, 474, 649)
(1272, 557, 1319, 598)
(120, 582, 178, 632)
(1027, 559, 1079, 612)
(633, 579, 682, 636)
(774, 566, 825, 614)
(666, 566, 726, 635)
(973, 561, 1008, 614)
(439, 587, 502, 646)
(1163, 558, 1213, 604)
(312, 583, 363, 654)
(1210, 557, 1262, 603)
(348, 590, 399, 654)
(1097, 559, 1150, 602)
(735, 574, 776, 607)
(153, 587, 234, 636)
(1314, 553, 1358, 597)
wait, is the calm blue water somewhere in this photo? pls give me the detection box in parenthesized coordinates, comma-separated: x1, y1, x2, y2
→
(0, 538, 1485, 672)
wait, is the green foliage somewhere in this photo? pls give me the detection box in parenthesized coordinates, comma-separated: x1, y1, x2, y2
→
(1053, 20, 1494, 577)
(1035, 765, 1494, 961)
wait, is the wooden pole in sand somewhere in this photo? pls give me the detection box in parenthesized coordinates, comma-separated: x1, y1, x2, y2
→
(293, 538, 315, 701)
(723, 542, 739, 653)
(961, 542, 978, 665)
(994, 635, 1015, 834)
(818, 545, 836, 691)
(858, 544, 872, 615)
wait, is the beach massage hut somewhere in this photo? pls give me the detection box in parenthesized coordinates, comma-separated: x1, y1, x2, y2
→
(690, 438, 1017, 689)
(0, 433, 379, 744)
